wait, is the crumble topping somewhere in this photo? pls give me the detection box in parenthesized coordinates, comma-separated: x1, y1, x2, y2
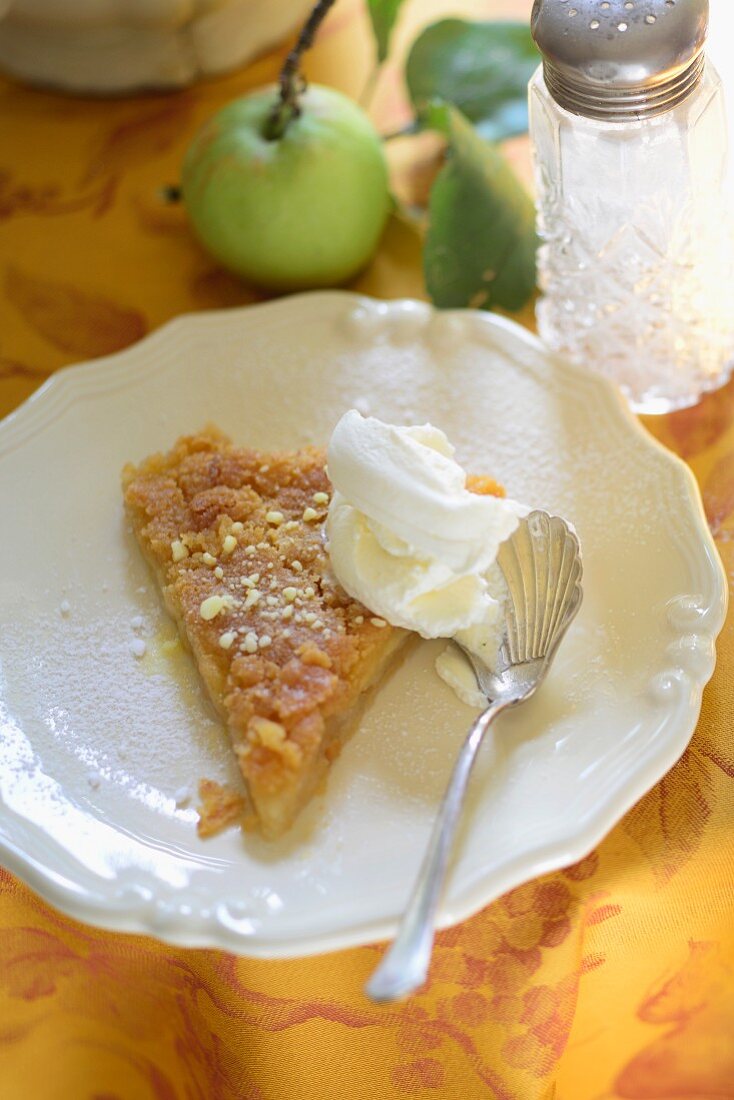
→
(122, 426, 405, 838)
(171, 539, 189, 562)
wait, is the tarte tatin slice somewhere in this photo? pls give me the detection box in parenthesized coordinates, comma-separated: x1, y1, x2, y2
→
(122, 427, 408, 839)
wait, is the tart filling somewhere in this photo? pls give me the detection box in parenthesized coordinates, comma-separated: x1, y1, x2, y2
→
(123, 426, 408, 839)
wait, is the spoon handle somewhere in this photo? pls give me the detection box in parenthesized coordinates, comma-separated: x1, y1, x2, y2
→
(365, 699, 508, 1003)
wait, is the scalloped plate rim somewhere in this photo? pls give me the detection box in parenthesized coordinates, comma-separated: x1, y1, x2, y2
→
(0, 292, 727, 958)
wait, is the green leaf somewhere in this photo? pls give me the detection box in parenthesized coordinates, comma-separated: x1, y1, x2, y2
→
(366, 0, 407, 64)
(424, 102, 537, 313)
(407, 19, 539, 142)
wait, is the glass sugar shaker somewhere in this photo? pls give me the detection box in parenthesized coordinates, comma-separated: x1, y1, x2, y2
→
(529, 0, 734, 413)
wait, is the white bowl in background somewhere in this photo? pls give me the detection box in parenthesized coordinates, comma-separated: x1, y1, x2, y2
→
(0, 0, 313, 93)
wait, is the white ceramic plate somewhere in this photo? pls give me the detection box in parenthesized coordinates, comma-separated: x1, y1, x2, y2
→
(0, 293, 726, 957)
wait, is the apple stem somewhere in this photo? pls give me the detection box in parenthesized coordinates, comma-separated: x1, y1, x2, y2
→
(264, 0, 338, 142)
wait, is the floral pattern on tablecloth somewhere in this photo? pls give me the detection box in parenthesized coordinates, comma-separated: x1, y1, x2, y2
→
(1, 1, 733, 1096)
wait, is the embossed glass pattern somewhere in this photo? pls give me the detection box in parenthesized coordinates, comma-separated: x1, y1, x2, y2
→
(529, 62, 734, 412)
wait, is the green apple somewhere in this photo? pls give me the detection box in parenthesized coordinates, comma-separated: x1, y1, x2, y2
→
(182, 84, 391, 291)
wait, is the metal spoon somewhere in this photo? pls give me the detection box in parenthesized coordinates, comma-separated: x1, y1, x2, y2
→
(365, 511, 583, 1004)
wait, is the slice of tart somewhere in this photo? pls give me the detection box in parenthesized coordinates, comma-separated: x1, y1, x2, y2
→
(122, 426, 409, 839)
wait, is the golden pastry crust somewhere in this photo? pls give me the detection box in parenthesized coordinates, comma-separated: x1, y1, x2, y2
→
(465, 473, 505, 498)
(122, 426, 407, 839)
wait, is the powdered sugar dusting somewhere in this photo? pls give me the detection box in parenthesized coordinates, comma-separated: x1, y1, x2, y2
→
(0, 293, 722, 955)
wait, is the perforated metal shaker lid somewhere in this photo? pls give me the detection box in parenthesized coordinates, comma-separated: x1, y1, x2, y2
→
(530, 0, 709, 120)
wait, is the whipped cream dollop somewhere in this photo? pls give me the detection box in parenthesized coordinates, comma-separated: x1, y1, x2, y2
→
(326, 411, 526, 661)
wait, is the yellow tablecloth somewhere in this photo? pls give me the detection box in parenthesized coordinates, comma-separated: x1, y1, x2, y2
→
(1, 2, 733, 1097)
